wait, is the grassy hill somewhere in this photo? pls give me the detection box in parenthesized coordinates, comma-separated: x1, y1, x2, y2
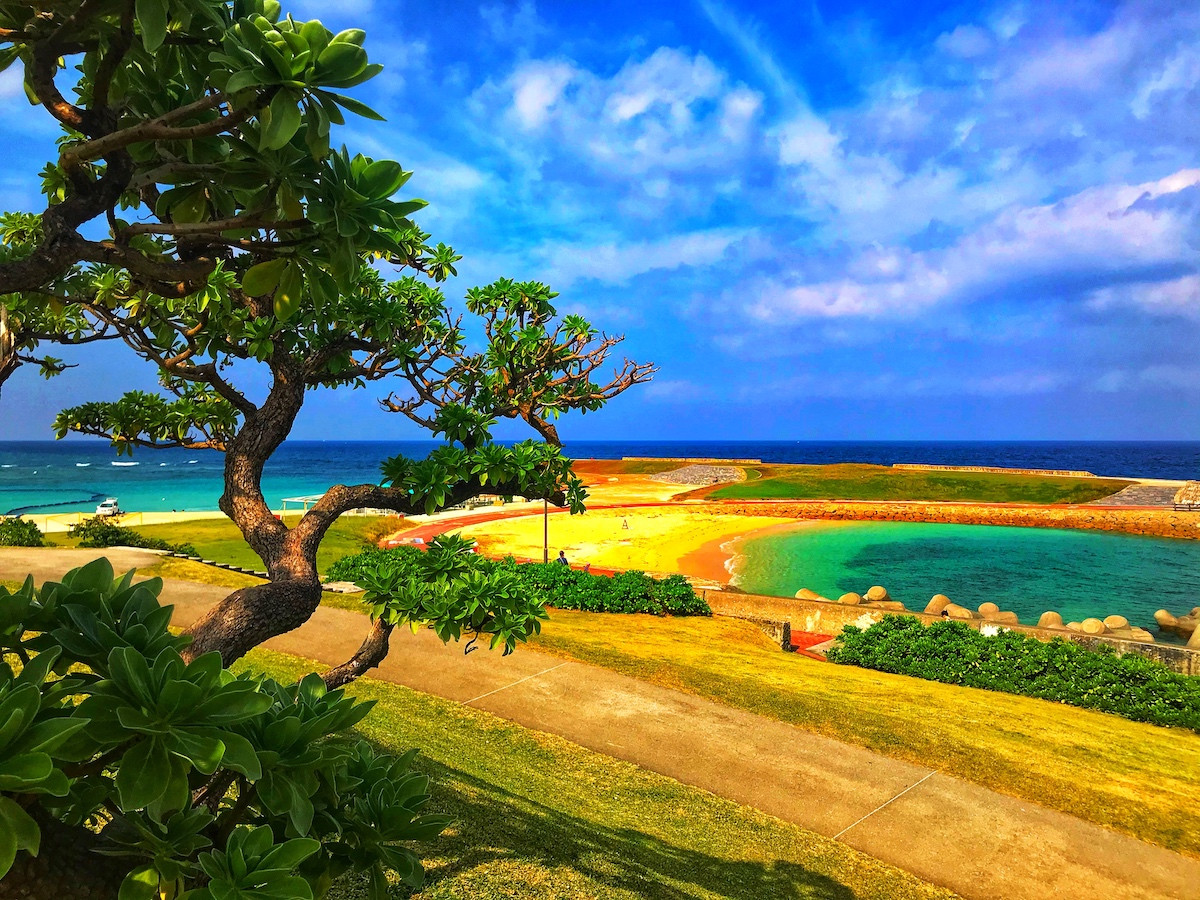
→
(701, 464, 1130, 504)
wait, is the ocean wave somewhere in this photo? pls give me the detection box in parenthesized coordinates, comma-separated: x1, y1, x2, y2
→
(160, 462, 169, 466)
(76, 463, 91, 467)
(720, 537, 745, 584)
(0, 464, 13, 468)
(187, 460, 198, 464)
(111, 461, 140, 467)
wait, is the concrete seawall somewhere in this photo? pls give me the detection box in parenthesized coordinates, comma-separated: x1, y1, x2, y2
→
(710, 500, 1200, 540)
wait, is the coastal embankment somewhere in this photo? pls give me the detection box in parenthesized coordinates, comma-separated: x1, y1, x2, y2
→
(712, 499, 1200, 540)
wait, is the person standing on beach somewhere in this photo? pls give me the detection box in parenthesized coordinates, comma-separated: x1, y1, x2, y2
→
(557, 550, 570, 566)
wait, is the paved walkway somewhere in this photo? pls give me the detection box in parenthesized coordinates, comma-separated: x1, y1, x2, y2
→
(4, 548, 1200, 900)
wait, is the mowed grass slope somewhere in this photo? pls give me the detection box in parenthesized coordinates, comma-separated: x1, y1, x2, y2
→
(120, 514, 400, 575)
(573, 458, 681, 476)
(245, 650, 956, 900)
(705, 464, 1130, 504)
(531, 611, 1200, 857)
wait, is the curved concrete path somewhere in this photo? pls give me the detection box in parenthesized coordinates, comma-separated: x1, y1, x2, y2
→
(4, 549, 1200, 900)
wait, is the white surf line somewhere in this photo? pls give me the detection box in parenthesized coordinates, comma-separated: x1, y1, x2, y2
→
(461, 662, 569, 706)
(833, 770, 939, 840)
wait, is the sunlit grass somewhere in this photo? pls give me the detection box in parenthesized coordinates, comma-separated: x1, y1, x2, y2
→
(531, 609, 1200, 856)
(117, 514, 400, 575)
(705, 464, 1131, 504)
(243, 648, 957, 900)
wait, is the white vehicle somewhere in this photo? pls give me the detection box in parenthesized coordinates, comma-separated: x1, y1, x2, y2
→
(95, 498, 122, 517)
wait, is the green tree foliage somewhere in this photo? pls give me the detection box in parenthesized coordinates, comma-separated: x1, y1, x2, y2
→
(0, 559, 447, 898)
(0, 0, 653, 889)
(828, 616, 1200, 730)
(0, 0, 654, 672)
(0, 517, 44, 547)
(69, 514, 198, 555)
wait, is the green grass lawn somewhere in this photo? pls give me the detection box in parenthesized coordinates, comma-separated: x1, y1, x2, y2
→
(115, 514, 401, 575)
(530, 611, 1200, 857)
(244, 649, 956, 900)
(704, 464, 1131, 504)
(573, 458, 681, 476)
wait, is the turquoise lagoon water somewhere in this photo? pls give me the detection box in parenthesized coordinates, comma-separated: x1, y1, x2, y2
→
(733, 522, 1200, 633)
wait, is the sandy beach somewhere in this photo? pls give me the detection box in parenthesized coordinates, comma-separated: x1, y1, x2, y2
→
(453, 506, 797, 582)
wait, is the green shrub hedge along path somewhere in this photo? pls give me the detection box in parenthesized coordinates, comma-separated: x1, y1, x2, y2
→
(329, 546, 712, 617)
(703, 464, 1131, 504)
(0, 518, 44, 548)
(69, 515, 199, 557)
(246, 651, 956, 900)
(828, 616, 1200, 731)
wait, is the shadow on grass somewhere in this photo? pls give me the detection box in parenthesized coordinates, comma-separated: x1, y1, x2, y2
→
(394, 757, 862, 900)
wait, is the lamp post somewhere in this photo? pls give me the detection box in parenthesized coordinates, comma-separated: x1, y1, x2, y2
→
(543, 498, 548, 564)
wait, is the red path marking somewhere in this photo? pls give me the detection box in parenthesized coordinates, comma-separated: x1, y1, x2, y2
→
(790, 631, 832, 661)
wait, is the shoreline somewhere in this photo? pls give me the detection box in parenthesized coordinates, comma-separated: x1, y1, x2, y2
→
(678, 519, 852, 587)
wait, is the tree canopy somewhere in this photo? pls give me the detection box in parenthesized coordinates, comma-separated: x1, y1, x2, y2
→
(0, 2, 657, 897)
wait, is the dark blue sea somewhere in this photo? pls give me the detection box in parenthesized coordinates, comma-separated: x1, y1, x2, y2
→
(1, 440, 1197, 515)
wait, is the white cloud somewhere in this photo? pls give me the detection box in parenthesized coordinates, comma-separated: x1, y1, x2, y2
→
(0, 67, 23, 100)
(736, 169, 1200, 322)
(697, 0, 804, 108)
(936, 25, 994, 58)
(536, 228, 751, 288)
(738, 369, 1067, 401)
(480, 47, 763, 179)
(643, 379, 705, 402)
(510, 61, 577, 129)
(1092, 364, 1200, 393)
(1131, 47, 1200, 119)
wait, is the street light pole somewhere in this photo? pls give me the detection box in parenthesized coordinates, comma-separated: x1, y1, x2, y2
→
(543, 498, 549, 564)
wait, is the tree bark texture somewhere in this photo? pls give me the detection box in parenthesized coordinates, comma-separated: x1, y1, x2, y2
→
(323, 619, 394, 689)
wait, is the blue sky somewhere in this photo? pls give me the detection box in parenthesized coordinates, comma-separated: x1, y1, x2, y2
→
(2, 0, 1199, 441)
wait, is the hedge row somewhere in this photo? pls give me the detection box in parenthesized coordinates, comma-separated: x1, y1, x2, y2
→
(328, 547, 711, 617)
(827, 615, 1200, 731)
(69, 516, 198, 557)
(0, 517, 45, 547)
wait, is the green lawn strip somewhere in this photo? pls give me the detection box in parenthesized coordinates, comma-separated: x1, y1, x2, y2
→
(120, 514, 399, 575)
(530, 611, 1200, 857)
(707, 464, 1131, 504)
(240, 648, 957, 900)
(574, 459, 681, 476)
(130, 557, 356, 612)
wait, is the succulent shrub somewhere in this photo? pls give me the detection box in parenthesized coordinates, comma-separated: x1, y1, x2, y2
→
(0, 559, 446, 898)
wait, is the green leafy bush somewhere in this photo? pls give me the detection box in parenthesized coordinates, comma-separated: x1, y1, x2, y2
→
(0, 516, 44, 547)
(351, 534, 550, 655)
(328, 542, 711, 617)
(828, 616, 1200, 731)
(69, 515, 198, 557)
(0, 559, 447, 897)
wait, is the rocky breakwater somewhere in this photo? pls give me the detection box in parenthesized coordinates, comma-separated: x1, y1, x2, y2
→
(1155, 607, 1200, 648)
(796, 584, 907, 611)
(719, 500, 1200, 540)
(794, 582, 1162, 643)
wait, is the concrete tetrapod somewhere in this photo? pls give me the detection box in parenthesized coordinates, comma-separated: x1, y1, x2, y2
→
(925, 594, 954, 615)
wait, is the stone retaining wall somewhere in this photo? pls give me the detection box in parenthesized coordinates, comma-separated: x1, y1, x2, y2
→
(713, 500, 1200, 540)
(704, 588, 1200, 675)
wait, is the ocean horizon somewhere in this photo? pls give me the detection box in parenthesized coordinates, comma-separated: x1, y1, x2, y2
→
(2, 438, 1198, 516)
